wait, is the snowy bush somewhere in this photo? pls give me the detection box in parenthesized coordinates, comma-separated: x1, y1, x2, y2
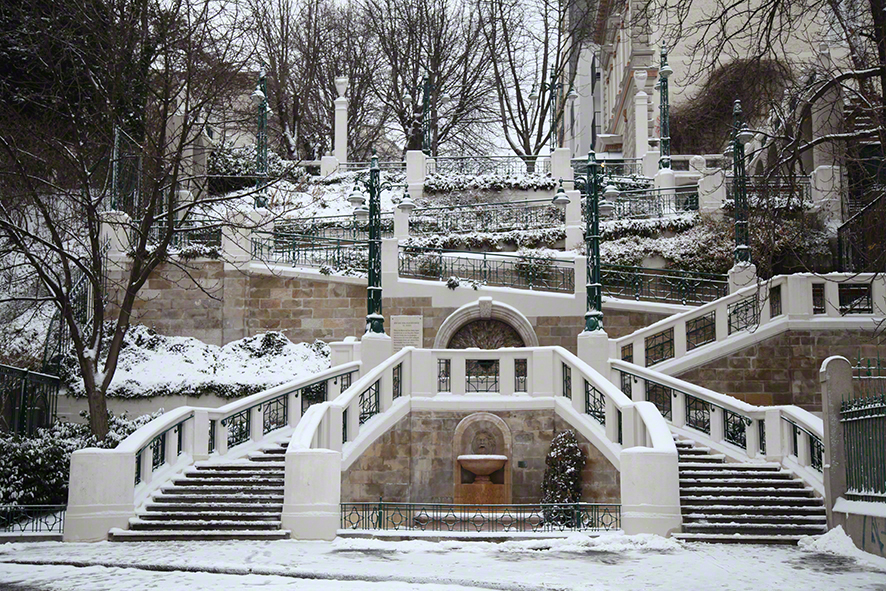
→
(446, 276, 460, 290)
(61, 326, 331, 399)
(541, 430, 585, 526)
(514, 248, 555, 283)
(0, 411, 161, 506)
(207, 142, 307, 195)
(424, 172, 556, 194)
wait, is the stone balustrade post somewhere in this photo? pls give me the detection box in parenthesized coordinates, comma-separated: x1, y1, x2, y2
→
(820, 355, 851, 530)
(64, 449, 136, 541)
(320, 152, 339, 177)
(334, 76, 349, 164)
(406, 150, 427, 201)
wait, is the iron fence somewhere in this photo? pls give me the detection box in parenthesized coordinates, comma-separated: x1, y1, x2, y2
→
(1, 505, 66, 534)
(601, 265, 728, 305)
(410, 199, 563, 236)
(725, 175, 812, 204)
(340, 161, 406, 172)
(275, 213, 394, 241)
(340, 502, 620, 533)
(0, 366, 60, 435)
(572, 158, 643, 177)
(253, 232, 368, 274)
(843, 358, 886, 502)
(434, 155, 551, 176)
(838, 192, 885, 272)
(136, 222, 222, 250)
(783, 417, 824, 474)
(399, 247, 574, 293)
(605, 187, 699, 220)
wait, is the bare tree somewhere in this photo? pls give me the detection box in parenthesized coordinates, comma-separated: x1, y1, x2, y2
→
(478, 0, 594, 161)
(0, 0, 278, 438)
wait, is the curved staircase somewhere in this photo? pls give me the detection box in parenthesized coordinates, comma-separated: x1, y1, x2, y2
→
(109, 442, 290, 542)
(671, 437, 827, 544)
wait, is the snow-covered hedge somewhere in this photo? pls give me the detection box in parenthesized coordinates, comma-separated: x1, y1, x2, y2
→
(207, 142, 307, 195)
(424, 172, 557, 194)
(0, 411, 161, 506)
(61, 327, 331, 399)
(403, 228, 566, 252)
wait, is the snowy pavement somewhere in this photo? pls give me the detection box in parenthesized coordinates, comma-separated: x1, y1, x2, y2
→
(1, 530, 885, 590)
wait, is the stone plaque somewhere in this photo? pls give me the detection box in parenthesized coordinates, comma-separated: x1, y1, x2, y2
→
(391, 315, 423, 350)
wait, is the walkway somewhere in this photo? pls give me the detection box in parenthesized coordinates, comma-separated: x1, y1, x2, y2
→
(1, 530, 885, 590)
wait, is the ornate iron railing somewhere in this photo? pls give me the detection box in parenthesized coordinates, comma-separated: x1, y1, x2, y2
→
(602, 187, 699, 220)
(275, 213, 394, 241)
(584, 380, 605, 424)
(0, 505, 66, 534)
(135, 414, 191, 485)
(434, 155, 551, 176)
(725, 175, 812, 204)
(340, 502, 621, 533)
(601, 265, 728, 305)
(410, 199, 564, 236)
(222, 408, 250, 449)
(340, 161, 406, 171)
(843, 359, 886, 502)
(724, 408, 749, 449)
(685, 394, 711, 434)
(466, 360, 500, 393)
(0, 366, 60, 435)
(837, 192, 885, 272)
(253, 232, 368, 274)
(572, 158, 643, 177)
(358, 380, 380, 424)
(138, 221, 222, 250)
(399, 247, 575, 293)
(728, 295, 759, 334)
(783, 417, 824, 473)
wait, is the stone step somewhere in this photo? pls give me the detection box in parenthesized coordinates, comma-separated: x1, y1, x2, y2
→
(679, 478, 806, 488)
(681, 522, 827, 536)
(192, 463, 284, 472)
(247, 455, 286, 463)
(160, 486, 284, 495)
(145, 502, 283, 513)
(128, 519, 282, 531)
(679, 469, 790, 479)
(109, 529, 291, 542)
(682, 513, 827, 524)
(152, 494, 283, 504)
(676, 447, 715, 455)
(676, 455, 726, 463)
(138, 512, 281, 521)
(678, 462, 781, 471)
(680, 496, 822, 507)
(681, 504, 827, 515)
(671, 533, 806, 545)
(680, 486, 815, 497)
(260, 447, 286, 455)
(173, 477, 284, 486)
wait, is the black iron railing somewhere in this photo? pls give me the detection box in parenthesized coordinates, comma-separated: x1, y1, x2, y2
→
(0, 366, 60, 436)
(399, 247, 574, 293)
(275, 213, 394, 241)
(253, 232, 368, 275)
(725, 175, 811, 204)
(601, 265, 727, 305)
(434, 155, 551, 176)
(340, 502, 621, 533)
(137, 221, 222, 251)
(838, 192, 886, 272)
(135, 414, 192, 485)
(783, 417, 824, 474)
(601, 187, 699, 220)
(843, 359, 886, 502)
(0, 505, 66, 534)
(410, 199, 563, 236)
(572, 158, 643, 177)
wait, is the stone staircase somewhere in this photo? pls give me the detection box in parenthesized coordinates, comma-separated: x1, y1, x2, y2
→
(109, 442, 290, 542)
(671, 436, 827, 544)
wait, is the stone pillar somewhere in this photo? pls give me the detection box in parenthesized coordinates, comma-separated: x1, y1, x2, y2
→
(406, 150, 427, 201)
(334, 76, 349, 164)
(361, 331, 393, 374)
(320, 152, 339, 177)
(820, 355, 851, 531)
(551, 147, 574, 184)
(727, 262, 757, 293)
(331, 336, 361, 366)
(643, 150, 659, 181)
(620, 424, 682, 537)
(64, 449, 136, 541)
(100, 211, 131, 256)
(381, 238, 399, 296)
(565, 190, 583, 249)
(394, 206, 410, 239)
(812, 44, 843, 171)
(633, 71, 649, 159)
(654, 167, 675, 200)
(281, 448, 341, 540)
(577, 330, 610, 377)
(699, 167, 726, 215)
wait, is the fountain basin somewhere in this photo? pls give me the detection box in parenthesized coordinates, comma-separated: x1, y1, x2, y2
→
(457, 454, 508, 481)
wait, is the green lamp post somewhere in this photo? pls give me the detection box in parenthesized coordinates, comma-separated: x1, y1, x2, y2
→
(731, 100, 754, 264)
(251, 65, 269, 208)
(658, 48, 673, 169)
(531, 68, 578, 153)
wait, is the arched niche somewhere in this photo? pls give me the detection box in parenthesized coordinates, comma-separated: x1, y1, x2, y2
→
(434, 297, 538, 349)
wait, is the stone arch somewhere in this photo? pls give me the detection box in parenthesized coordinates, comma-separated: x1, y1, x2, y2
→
(434, 297, 538, 349)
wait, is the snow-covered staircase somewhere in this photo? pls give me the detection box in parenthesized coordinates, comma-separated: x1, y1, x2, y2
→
(671, 437, 827, 545)
(109, 442, 290, 542)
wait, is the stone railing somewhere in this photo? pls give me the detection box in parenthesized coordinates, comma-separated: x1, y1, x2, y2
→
(284, 345, 680, 540)
(610, 359, 824, 495)
(64, 362, 360, 542)
(612, 273, 886, 375)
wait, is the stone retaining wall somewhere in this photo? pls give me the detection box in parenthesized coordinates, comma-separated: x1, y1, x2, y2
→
(676, 329, 884, 410)
(341, 410, 620, 504)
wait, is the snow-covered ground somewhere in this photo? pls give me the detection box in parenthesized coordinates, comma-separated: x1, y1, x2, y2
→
(1, 529, 885, 590)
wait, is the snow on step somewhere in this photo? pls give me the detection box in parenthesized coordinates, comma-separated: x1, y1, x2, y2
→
(673, 436, 826, 545)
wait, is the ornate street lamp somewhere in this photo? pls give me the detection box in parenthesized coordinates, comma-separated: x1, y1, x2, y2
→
(349, 150, 400, 334)
(251, 65, 269, 208)
(731, 100, 754, 265)
(404, 75, 446, 156)
(658, 48, 674, 169)
(538, 68, 578, 152)
(552, 151, 617, 331)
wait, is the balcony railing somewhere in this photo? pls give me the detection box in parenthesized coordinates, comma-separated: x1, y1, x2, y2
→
(252, 232, 369, 274)
(410, 199, 564, 236)
(433, 155, 551, 176)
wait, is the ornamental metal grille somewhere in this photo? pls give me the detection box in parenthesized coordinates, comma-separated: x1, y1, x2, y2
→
(620, 371, 632, 398)
(340, 502, 620, 533)
(1, 505, 66, 534)
(466, 360, 500, 393)
(562, 363, 572, 399)
(645, 382, 673, 421)
(770, 284, 782, 318)
(438, 359, 451, 392)
(359, 381, 380, 424)
(435, 155, 551, 177)
(150, 433, 165, 472)
(645, 328, 675, 366)
(584, 380, 605, 425)
(839, 283, 873, 314)
(252, 232, 369, 275)
(728, 296, 759, 334)
(811, 436, 824, 472)
(342, 409, 348, 443)
(621, 344, 633, 363)
(176, 423, 183, 456)
(0, 365, 60, 436)
(812, 283, 826, 314)
(685, 395, 710, 434)
(686, 311, 716, 351)
(515, 359, 528, 392)
(841, 378, 886, 501)
(223, 409, 251, 449)
(617, 410, 623, 444)
(392, 363, 403, 399)
(134, 451, 142, 485)
(410, 199, 563, 237)
(601, 265, 728, 305)
(758, 420, 766, 455)
(301, 381, 328, 415)
(341, 372, 352, 391)
(263, 394, 288, 434)
(606, 187, 700, 220)
(208, 420, 216, 453)
(723, 409, 748, 449)
(275, 212, 394, 241)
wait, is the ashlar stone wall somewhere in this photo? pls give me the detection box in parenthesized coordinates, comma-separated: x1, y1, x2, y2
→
(341, 410, 620, 504)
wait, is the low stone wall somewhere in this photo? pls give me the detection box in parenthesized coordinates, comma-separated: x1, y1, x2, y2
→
(676, 329, 884, 410)
(341, 410, 620, 504)
(56, 393, 233, 424)
(111, 259, 667, 353)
